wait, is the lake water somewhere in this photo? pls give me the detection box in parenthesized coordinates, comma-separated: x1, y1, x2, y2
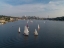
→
(0, 20, 64, 48)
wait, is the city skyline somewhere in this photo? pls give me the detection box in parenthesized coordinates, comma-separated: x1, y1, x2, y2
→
(0, 0, 64, 18)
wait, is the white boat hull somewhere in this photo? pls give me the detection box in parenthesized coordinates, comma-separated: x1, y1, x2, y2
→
(23, 33, 29, 36)
(34, 33, 38, 36)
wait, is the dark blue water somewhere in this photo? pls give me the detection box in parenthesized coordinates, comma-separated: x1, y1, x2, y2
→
(0, 20, 64, 48)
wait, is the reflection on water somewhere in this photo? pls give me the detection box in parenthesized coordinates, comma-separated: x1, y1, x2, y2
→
(18, 33, 21, 38)
(34, 36, 38, 41)
(24, 36, 29, 42)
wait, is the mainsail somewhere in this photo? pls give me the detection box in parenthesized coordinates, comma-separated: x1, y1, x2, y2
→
(24, 26, 29, 35)
(38, 24, 40, 29)
(34, 29, 38, 35)
(18, 27, 21, 32)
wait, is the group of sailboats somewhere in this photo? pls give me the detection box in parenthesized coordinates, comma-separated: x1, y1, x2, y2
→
(18, 21, 40, 36)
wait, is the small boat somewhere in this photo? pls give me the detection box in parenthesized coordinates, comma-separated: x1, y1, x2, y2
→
(38, 24, 40, 29)
(23, 26, 29, 36)
(34, 29, 38, 36)
(2, 23, 4, 24)
(44, 21, 45, 23)
(18, 27, 21, 33)
(30, 20, 33, 23)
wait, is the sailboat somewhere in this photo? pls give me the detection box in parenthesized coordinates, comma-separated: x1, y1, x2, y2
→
(34, 29, 38, 36)
(18, 27, 21, 33)
(24, 26, 29, 36)
(31, 20, 33, 22)
(38, 24, 40, 29)
(44, 21, 45, 23)
(30, 20, 33, 23)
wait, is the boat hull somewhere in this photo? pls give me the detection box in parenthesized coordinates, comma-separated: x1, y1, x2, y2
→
(18, 32, 20, 33)
(34, 32, 38, 36)
(23, 33, 29, 36)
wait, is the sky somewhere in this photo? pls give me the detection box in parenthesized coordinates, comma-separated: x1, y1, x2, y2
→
(0, 0, 64, 18)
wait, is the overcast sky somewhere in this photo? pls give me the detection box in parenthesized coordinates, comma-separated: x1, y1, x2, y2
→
(0, 0, 64, 18)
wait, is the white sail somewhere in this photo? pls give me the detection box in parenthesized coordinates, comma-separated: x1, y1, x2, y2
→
(24, 26, 29, 35)
(38, 24, 40, 29)
(34, 29, 38, 35)
(18, 27, 21, 32)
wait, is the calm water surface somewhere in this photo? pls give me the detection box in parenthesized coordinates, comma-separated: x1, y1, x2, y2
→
(0, 20, 64, 48)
